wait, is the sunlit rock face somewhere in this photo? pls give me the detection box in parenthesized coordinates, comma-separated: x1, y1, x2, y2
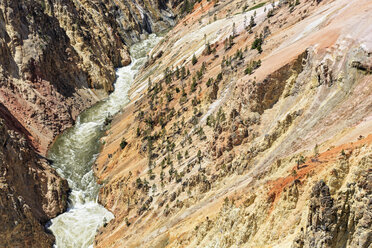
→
(92, 0, 372, 247)
(0, 0, 180, 153)
(0, 0, 371, 247)
(0, 0, 180, 246)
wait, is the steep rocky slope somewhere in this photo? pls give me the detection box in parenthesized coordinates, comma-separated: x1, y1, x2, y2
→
(0, 0, 179, 153)
(0, 0, 181, 246)
(0, 108, 68, 247)
(94, 0, 372, 247)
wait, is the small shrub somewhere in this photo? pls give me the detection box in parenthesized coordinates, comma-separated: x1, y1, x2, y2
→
(251, 37, 263, 53)
(120, 138, 128, 149)
(205, 42, 212, 55)
(192, 54, 198, 65)
(191, 78, 197, 92)
(206, 78, 213, 87)
(216, 72, 223, 82)
(250, 16, 256, 28)
(245, 66, 253, 75)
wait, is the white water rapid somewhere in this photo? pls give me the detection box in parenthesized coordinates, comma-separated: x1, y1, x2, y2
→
(47, 34, 161, 248)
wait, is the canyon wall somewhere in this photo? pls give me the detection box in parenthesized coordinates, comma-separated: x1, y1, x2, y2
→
(0, 0, 179, 153)
(0, 0, 180, 245)
(0, 105, 69, 247)
(94, 0, 372, 247)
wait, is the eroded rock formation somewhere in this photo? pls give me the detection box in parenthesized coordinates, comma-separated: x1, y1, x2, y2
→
(0, 113, 68, 247)
(93, 0, 372, 247)
(293, 169, 372, 248)
(0, 0, 179, 152)
(0, 0, 180, 245)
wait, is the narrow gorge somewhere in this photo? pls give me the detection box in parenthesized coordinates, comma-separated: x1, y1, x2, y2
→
(0, 0, 178, 247)
(47, 34, 161, 247)
(0, 0, 371, 248)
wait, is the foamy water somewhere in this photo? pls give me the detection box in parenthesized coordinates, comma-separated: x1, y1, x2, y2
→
(47, 34, 161, 248)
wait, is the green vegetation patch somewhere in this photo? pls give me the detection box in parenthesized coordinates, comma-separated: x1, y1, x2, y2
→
(249, 2, 266, 11)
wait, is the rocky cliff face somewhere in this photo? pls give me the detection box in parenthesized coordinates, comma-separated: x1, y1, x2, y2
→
(293, 173, 371, 248)
(0, 0, 179, 153)
(93, 0, 372, 247)
(0, 0, 370, 247)
(0, 109, 69, 247)
(0, 0, 181, 245)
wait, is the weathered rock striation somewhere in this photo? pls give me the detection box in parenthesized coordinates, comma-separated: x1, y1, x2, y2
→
(293, 173, 372, 248)
(0, 0, 179, 153)
(0, 0, 371, 247)
(0, 111, 68, 247)
(0, 0, 180, 245)
(93, 0, 372, 247)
